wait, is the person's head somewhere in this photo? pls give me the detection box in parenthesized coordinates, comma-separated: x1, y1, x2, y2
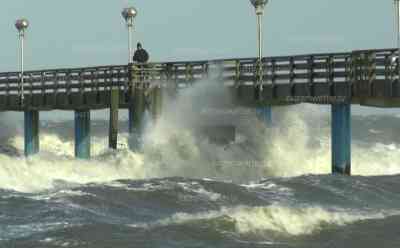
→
(137, 42, 142, 50)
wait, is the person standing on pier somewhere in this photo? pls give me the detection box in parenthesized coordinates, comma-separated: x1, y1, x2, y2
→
(133, 42, 149, 63)
(132, 42, 150, 82)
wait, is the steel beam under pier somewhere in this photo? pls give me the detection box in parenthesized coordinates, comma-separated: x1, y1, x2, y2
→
(331, 103, 351, 175)
(24, 111, 39, 157)
(75, 110, 91, 159)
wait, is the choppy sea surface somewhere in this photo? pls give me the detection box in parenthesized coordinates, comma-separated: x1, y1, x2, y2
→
(1, 83, 400, 247)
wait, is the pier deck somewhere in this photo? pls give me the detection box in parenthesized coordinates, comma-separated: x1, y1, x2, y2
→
(0, 48, 398, 111)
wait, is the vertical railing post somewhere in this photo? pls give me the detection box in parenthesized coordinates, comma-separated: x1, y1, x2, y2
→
(186, 63, 193, 86)
(289, 57, 295, 84)
(345, 56, 353, 83)
(307, 56, 314, 96)
(386, 51, 397, 98)
(203, 63, 209, 80)
(128, 64, 135, 134)
(5, 73, 10, 107)
(165, 63, 175, 97)
(53, 71, 58, 105)
(234, 60, 241, 89)
(289, 57, 295, 96)
(367, 52, 376, 97)
(65, 71, 71, 105)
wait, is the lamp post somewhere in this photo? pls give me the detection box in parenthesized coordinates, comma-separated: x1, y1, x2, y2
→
(249, 0, 268, 89)
(249, 0, 272, 126)
(15, 18, 29, 105)
(122, 7, 137, 64)
(395, 0, 400, 78)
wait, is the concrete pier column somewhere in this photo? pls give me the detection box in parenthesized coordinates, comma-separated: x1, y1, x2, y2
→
(256, 107, 272, 126)
(24, 110, 39, 156)
(128, 86, 146, 150)
(331, 103, 351, 175)
(75, 110, 90, 159)
(109, 88, 119, 149)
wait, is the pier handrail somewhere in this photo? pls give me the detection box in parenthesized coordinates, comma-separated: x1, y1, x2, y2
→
(0, 48, 397, 96)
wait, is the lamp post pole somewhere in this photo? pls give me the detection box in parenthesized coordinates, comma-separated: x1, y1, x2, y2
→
(122, 7, 137, 64)
(249, 0, 272, 126)
(395, 0, 400, 78)
(250, 0, 268, 90)
(122, 7, 144, 151)
(15, 19, 29, 105)
(257, 8, 263, 72)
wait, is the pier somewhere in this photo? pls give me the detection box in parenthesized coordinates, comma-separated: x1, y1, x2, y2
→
(3, 0, 400, 176)
(0, 48, 399, 175)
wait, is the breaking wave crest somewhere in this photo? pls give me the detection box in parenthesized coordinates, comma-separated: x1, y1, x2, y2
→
(131, 204, 392, 236)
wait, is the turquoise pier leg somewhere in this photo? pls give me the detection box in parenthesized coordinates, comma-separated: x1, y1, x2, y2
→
(256, 107, 272, 126)
(24, 111, 39, 157)
(331, 103, 351, 175)
(75, 110, 91, 159)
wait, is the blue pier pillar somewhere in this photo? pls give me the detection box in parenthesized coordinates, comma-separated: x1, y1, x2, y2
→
(74, 110, 91, 159)
(256, 107, 272, 126)
(331, 103, 351, 175)
(24, 111, 39, 157)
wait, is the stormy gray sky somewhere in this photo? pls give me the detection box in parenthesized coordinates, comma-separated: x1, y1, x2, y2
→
(0, 0, 395, 71)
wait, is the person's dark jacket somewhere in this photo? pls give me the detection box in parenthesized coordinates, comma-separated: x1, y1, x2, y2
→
(133, 49, 149, 63)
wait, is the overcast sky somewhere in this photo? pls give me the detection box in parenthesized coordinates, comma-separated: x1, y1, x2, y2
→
(0, 0, 398, 118)
(0, 0, 396, 71)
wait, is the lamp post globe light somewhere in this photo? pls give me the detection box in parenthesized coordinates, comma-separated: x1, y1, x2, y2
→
(250, 0, 269, 15)
(15, 18, 29, 105)
(122, 7, 137, 64)
(249, 0, 268, 89)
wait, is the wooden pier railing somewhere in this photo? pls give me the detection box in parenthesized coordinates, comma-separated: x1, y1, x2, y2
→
(0, 48, 398, 110)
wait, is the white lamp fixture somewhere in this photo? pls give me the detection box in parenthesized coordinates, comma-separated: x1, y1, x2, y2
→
(122, 7, 138, 64)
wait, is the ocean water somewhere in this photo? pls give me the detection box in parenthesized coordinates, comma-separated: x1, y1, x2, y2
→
(1, 81, 400, 247)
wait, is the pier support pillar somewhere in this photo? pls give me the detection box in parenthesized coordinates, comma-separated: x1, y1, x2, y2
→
(109, 88, 119, 149)
(151, 86, 163, 122)
(24, 111, 39, 157)
(129, 86, 146, 151)
(331, 103, 351, 175)
(129, 107, 134, 134)
(256, 107, 272, 126)
(75, 110, 91, 159)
